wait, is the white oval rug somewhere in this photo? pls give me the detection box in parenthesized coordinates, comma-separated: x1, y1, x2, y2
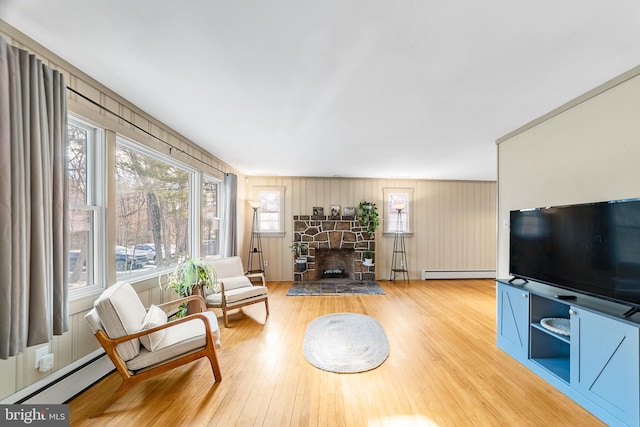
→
(303, 313, 389, 373)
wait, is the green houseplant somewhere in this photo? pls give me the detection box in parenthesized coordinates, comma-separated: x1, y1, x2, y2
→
(290, 241, 308, 258)
(160, 258, 217, 317)
(363, 250, 374, 266)
(357, 201, 380, 236)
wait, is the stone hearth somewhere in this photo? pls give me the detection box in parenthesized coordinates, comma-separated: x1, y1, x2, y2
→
(293, 214, 375, 282)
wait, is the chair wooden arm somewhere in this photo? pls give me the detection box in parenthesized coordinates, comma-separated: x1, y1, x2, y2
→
(213, 280, 227, 309)
(158, 294, 207, 313)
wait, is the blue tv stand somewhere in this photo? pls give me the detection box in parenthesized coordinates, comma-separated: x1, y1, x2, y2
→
(497, 279, 640, 427)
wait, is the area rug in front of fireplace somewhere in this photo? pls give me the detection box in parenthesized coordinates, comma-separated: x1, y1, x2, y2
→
(303, 313, 389, 373)
(287, 281, 385, 296)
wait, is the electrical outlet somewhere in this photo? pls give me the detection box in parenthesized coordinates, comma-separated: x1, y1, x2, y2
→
(35, 347, 48, 369)
(263, 260, 268, 267)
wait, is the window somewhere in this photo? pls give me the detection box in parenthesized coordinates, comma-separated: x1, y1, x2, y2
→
(383, 188, 414, 233)
(67, 117, 105, 296)
(254, 186, 285, 234)
(68, 122, 225, 288)
(201, 176, 221, 258)
(115, 138, 192, 278)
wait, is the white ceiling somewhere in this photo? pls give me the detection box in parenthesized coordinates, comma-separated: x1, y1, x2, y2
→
(2, 1, 640, 180)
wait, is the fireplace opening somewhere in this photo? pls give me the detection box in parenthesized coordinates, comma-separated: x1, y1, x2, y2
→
(322, 267, 346, 279)
(314, 248, 355, 281)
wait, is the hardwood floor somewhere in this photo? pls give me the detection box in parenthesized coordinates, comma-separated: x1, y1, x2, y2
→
(69, 280, 604, 426)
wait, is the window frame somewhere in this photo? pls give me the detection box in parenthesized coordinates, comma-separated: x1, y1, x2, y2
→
(114, 136, 197, 280)
(67, 115, 106, 299)
(253, 186, 286, 236)
(383, 187, 414, 235)
(68, 115, 229, 297)
(201, 174, 222, 259)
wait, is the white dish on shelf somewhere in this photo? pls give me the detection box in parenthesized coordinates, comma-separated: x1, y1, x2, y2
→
(540, 317, 571, 336)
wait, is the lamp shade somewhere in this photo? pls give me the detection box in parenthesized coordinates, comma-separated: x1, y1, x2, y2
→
(392, 201, 406, 211)
(248, 200, 261, 209)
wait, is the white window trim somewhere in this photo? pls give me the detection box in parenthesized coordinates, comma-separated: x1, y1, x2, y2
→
(201, 173, 222, 259)
(253, 186, 286, 236)
(115, 135, 197, 281)
(383, 187, 414, 236)
(68, 115, 106, 299)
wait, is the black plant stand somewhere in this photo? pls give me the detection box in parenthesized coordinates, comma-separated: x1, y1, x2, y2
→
(389, 208, 408, 283)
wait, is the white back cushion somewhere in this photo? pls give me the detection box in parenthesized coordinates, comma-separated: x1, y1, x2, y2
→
(94, 281, 147, 361)
(139, 305, 168, 352)
(209, 257, 252, 291)
(211, 256, 244, 279)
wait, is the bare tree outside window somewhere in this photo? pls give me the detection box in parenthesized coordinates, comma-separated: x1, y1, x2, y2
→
(115, 143, 190, 277)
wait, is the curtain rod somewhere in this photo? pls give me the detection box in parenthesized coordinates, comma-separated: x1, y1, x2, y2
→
(66, 86, 226, 175)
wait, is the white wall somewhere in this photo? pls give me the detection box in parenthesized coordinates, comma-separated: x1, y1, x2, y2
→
(497, 66, 640, 278)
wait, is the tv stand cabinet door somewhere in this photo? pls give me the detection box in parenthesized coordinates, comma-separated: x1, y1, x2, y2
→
(570, 308, 640, 426)
(497, 283, 530, 362)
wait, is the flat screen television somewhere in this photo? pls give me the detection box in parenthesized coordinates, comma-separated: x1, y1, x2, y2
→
(509, 198, 640, 316)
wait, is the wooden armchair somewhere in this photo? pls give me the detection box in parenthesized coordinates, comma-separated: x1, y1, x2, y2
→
(84, 281, 222, 417)
(204, 256, 269, 327)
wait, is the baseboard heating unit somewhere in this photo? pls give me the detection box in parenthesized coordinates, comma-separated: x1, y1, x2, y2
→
(0, 349, 114, 405)
(421, 270, 496, 280)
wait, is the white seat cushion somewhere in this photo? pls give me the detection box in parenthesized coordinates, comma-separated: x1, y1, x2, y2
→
(94, 281, 146, 361)
(126, 311, 220, 371)
(205, 285, 268, 305)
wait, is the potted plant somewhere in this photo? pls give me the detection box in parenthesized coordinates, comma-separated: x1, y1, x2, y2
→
(363, 250, 374, 266)
(290, 241, 308, 272)
(160, 257, 217, 317)
(357, 200, 380, 236)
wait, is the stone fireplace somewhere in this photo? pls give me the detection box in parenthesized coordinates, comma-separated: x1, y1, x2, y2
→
(293, 214, 375, 282)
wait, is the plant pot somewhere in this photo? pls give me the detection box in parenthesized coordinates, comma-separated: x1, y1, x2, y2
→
(295, 257, 307, 272)
(186, 282, 205, 314)
(363, 258, 373, 267)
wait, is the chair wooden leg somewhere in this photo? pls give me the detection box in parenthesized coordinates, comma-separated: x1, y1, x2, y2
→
(223, 308, 229, 327)
(207, 352, 222, 382)
(265, 299, 269, 316)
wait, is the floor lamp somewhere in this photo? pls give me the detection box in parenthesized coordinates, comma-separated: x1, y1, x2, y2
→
(390, 202, 408, 282)
(247, 200, 264, 275)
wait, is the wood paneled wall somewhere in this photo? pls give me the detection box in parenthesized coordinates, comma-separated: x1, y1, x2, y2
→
(245, 177, 496, 281)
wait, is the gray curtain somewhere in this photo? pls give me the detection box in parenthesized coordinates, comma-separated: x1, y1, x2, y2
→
(0, 37, 69, 359)
(222, 173, 238, 257)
